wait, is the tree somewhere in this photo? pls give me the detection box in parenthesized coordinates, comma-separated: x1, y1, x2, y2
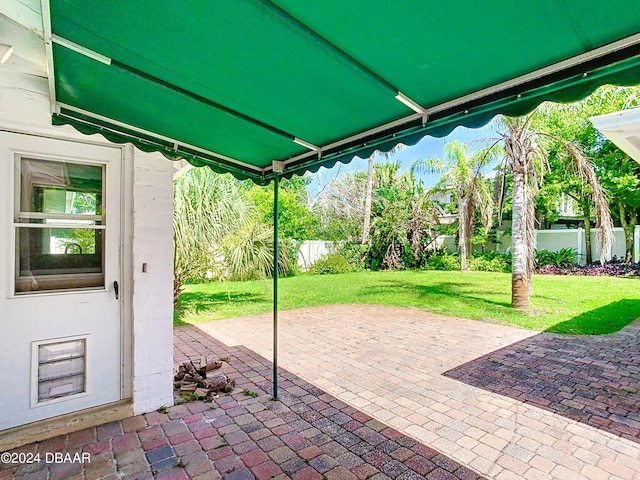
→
(368, 161, 436, 270)
(173, 168, 286, 303)
(412, 142, 496, 271)
(599, 145, 640, 263)
(314, 171, 367, 242)
(498, 114, 614, 309)
(245, 177, 321, 241)
(531, 86, 640, 263)
(362, 154, 375, 245)
(362, 146, 405, 245)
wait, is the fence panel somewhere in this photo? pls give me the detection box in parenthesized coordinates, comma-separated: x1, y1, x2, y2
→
(536, 230, 578, 254)
(590, 228, 626, 264)
(433, 235, 457, 252)
(300, 226, 639, 269)
(440, 227, 634, 265)
(297, 240, 336, 271)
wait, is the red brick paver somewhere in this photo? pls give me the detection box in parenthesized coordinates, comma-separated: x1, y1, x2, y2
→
(3, 305, 639, 479)
(445, 324, 640, 443)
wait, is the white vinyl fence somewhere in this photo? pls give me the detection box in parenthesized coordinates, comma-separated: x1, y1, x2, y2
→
(438, 226, 640, 265)
(297, 240, 337, 271)
(300, 226, 640, 270)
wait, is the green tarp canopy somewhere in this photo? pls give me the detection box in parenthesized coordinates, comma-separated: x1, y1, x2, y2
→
(46, 1, 640, 184)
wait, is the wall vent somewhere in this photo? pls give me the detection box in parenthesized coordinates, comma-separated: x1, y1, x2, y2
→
(33, 337, 88, 405)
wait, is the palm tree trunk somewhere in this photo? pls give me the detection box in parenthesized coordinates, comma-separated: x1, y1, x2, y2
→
(362, 155, 374, 244)
(459, 198, 468, 271)
(511, 172, 529, 309)
(583, 201, 592, 265)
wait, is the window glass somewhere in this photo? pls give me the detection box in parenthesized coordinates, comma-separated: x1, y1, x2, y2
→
(15, 158, 105, 293)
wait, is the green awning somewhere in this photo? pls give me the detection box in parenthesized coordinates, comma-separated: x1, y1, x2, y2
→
(45, 1, 640, 184)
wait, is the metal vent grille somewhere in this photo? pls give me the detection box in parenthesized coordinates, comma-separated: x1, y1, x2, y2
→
(36, 338, 86, 402)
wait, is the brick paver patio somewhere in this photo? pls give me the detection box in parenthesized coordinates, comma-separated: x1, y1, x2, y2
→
(2, 304, 639, 479)
(445, 325, 640, 443)
(195, 305, 640, 480)
(1, 309, 486, 480)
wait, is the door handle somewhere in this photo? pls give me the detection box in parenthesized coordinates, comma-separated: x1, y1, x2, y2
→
(113, 280, 119, 300)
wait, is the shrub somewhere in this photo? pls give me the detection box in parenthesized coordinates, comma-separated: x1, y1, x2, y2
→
(535, 249, 554, 267)
(425, 251, 512, 272)
(309, 253, 355, 275)
(426, 252, 461, 271)
(535, 248, 578, 267)
(339, 243, 369, 270)
(469, 255, 511, 273)
(535, 265, 566, 275)
(280, 239, 301, 277)
(536, 261, 640, 277)
(425, 250, 512, 273)
(474, 250, 510, 261)
(555, 247, 579, 266)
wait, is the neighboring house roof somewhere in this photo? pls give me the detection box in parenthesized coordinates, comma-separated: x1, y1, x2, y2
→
(590, 107, 640, 162)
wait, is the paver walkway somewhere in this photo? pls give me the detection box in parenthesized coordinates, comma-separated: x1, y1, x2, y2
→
(195, 305, 640, 480)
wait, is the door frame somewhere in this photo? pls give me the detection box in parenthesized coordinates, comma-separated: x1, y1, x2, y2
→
(1, 127, 133, 406)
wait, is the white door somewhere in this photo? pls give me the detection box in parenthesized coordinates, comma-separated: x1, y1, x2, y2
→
(0, 132, 122, 430)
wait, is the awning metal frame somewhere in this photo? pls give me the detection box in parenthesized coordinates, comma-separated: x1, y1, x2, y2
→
(57, 103, 266, 175)
(275, 32, 640, 176)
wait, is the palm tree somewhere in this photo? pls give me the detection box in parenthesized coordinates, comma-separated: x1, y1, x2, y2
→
(362, 146, 405, 245)
(368, 160, 436, 269)
(498, 114, 614, 309)
(500, 116, 540, 309)
(413, 142, 496, 271)
(173, 168, 283, 303)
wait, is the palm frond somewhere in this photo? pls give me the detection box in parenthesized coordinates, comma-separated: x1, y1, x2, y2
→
(552, 139, 614, 263)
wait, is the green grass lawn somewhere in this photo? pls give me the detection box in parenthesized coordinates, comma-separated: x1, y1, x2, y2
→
(176, 270, 640, 335)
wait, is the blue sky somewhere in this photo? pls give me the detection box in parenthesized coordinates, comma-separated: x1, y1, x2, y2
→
(310, 122, 501, 190)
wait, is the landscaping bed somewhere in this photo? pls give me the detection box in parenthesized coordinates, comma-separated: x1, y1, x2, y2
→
(536, 260, 640, 276)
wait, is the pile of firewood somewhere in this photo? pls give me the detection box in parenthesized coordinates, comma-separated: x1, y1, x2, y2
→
(174, 355, 235, 399)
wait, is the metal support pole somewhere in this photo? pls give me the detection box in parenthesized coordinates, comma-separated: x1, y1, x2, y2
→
(272, 173, 280, 400)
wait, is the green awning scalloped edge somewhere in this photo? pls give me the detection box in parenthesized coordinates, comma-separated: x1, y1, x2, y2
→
(52, 113, 271, 185)
(53, 53, 640, 185)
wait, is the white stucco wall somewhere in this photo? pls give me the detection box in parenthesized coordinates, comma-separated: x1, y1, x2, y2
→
(0, 63, 174, 427)
(130, 149, 175, 414)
